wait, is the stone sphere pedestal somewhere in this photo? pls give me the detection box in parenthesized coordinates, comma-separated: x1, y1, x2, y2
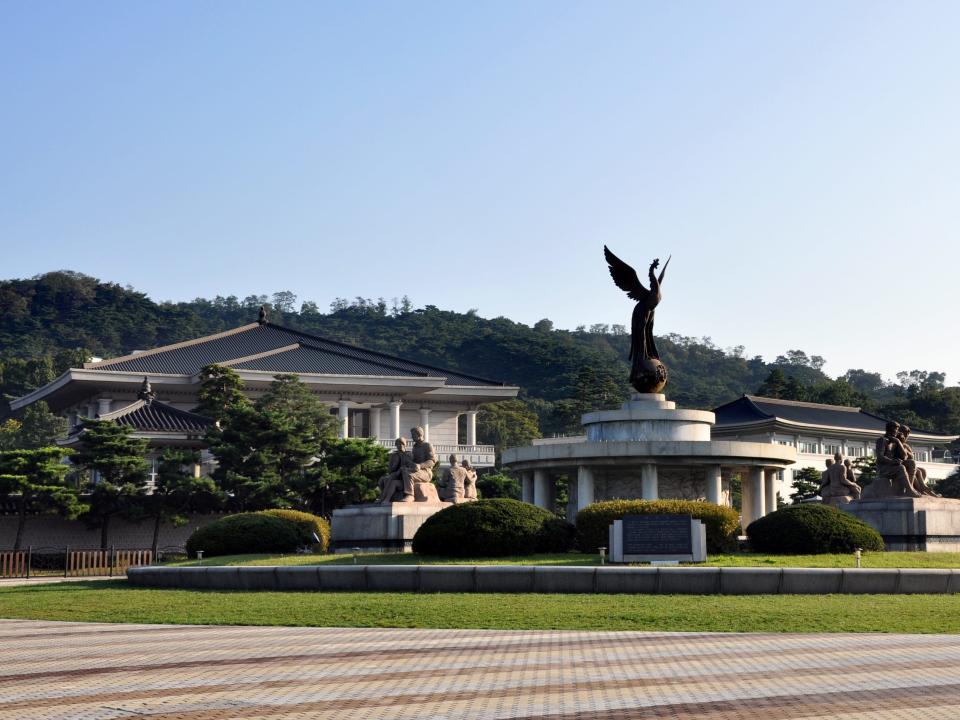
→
(581, 393, 716, 442)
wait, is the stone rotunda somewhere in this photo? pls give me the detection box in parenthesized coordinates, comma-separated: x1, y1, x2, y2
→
(502, 392, 797, 527)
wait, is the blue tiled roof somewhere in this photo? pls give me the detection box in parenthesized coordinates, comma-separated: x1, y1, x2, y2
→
(88, 322, 503, 387)
(714, 395, 956, 438)
(98, 400, 213, 434)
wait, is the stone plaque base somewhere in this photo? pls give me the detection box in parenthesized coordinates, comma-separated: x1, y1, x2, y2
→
(842, 497, 960, 552)
(331, 502, 451, 553)
(608, 518, 707, 563)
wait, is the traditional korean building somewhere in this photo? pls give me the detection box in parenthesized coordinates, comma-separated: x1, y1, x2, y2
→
(12, 311, 518, 472)
(712, 395, 960, 497)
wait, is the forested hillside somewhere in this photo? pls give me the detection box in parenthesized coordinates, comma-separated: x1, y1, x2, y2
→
(1, 272, 958, 440)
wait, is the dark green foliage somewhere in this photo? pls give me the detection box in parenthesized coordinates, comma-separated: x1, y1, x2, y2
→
(258, 509, 330, 553)
(852, 456, 877, 488)
(288, 438, 388, 516)
(476, 471, 521, 500)
(194, 364, 249, 421)
(411, 499, 575, 557)
(936, 468, 960, 499)
(747, 504, 884, 554)
(476, 399, 541, 463)
(790, 466, 823, 503)
(0, 446, 83, 549)
(134, 449, 223, 555)
(575, 500, 741, 553)
(72, 419, 150, 549)
(185, 513, 301, 557)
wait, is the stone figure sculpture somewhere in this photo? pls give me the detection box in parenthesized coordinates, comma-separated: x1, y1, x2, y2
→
(438, 454, 467, 503)
(898, 425, 940, 497)
(401, 426, 440, 502)
(462, 458, 478, 500)
(820, 452, 861, 506)
(377, 437, 414, 504)
(860, 421, 922, 499)
(604, 246, 672, 393)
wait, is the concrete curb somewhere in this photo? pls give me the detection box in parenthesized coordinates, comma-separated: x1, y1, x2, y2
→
(128, 566, 960, 595)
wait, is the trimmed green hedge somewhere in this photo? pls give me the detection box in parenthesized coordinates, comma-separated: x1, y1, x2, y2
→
(747, 504, 885, 554)
(185, 513, 301, 557)
(576, 500, 740, 553)
(258, 509, 330, 553)
(412, 499, 576, 557)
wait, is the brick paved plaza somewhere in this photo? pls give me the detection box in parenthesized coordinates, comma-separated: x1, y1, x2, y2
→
(2, 619, 960, 719)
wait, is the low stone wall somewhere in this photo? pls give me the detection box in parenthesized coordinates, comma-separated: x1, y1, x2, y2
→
(127, 565, 960, 594)
(0, 514, 223, 550)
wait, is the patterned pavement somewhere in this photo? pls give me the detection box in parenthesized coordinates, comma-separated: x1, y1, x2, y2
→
(2, 620, 960, 719)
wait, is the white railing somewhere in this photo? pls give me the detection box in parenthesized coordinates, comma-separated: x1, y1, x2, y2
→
(374, 440, 496, 467)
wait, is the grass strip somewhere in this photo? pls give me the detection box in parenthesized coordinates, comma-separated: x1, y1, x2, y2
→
(1, 581, 959, 633)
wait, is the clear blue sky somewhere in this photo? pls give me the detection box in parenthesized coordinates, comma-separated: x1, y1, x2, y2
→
(2, 2, 958, 384)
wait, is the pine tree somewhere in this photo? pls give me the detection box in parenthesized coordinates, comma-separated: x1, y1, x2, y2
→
(72, 419, 149, 549)
(0, 447, 84, 550)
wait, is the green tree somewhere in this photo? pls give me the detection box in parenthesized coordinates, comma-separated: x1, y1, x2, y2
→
(0, 419, 21, 451)
(476, 471, 521, 500)
(194, 364, 249, 421)
(72, 419, 150, 549)
(136, 449, 222, 556)
(936, 468, 960, 499)
(206, 374, 338, 511)
(0, 447, 84, 549)
(852, 456, 877, 488)
(17, 401, 67, 448)
(289, 438, 389, 516)
(790, 466, 822, 503)
(476, 399, 541, 466)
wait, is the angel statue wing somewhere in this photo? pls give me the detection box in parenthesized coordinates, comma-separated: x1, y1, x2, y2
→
(604, 245, 648, 301)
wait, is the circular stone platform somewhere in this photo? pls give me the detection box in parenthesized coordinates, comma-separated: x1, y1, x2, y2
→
(502, 393, 796, 527)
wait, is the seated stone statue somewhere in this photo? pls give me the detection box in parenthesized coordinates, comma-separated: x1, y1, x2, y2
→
(462, 458, 478, 501)
(438, 454, 467, 503)
(861, 421, 922, 499)
(898, 425, 939, 497)
(401, 426, 441, 503)
(820, 452, 861, 506)
(377, 437, 414, 504)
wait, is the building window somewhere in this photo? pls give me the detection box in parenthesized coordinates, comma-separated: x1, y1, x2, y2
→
(847, 446, 865, 458)
(775, 439, 793, 446)
(798, 440, 819, 454)
(916, 450, 929, 462)
(348, 409, 370, 438)
(823, 442, 841, 456)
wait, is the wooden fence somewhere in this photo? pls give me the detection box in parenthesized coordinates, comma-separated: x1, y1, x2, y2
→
(0, 548, 153, 579)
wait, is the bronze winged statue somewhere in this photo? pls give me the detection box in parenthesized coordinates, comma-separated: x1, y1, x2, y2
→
(604, 246, 671, 394)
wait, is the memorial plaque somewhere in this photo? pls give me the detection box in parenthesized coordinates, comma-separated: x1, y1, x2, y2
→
(622, 514, 693, 556)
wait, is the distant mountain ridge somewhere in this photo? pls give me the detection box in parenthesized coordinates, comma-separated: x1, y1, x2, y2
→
(1, 271, 957, 440)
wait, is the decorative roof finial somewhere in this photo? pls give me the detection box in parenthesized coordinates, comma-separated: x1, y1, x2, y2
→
(138, 376, 156, 404)
(258, 305, 268, 324)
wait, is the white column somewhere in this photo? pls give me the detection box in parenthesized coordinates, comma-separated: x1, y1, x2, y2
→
(764, 469, 778, 516)
(97, 398, 112, 415)
(389, 400, 402, 441)
(577, 465, 595, 514)
(641, 464, 658, 500)
(533, 469, 550, 510)
(338, 400, 349, 439)
(419, 408, 431, 441)
(369, 407, 381, 440)
(465, 410, 478, 446)
(522, 472, 534, 504)
(743, 466, 764, 529)
(87, 401, 97, 418)
(706, 464, 722, 505)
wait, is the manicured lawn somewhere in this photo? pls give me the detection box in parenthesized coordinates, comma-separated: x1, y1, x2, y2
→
(0, 581, 959, 632)
(170, 551, 960, 569)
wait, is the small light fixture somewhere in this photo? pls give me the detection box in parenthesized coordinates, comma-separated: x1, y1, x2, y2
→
(196, 550, 204, 563)
(598, 546, 607, 565)
(854, 548, 862, 568)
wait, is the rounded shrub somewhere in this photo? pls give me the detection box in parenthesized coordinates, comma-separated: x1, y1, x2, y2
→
(747, 503, 884, 554)
(411, 499, 575, 557)
(257, 509, 330, 553)
(575, 499, 740, 554)
(185, 513, 301, 557)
